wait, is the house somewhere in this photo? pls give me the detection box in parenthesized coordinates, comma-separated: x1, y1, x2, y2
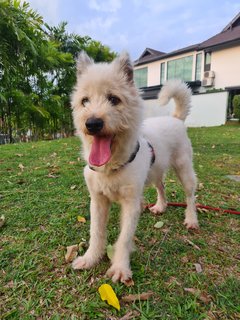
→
(134, 12, 240, 126)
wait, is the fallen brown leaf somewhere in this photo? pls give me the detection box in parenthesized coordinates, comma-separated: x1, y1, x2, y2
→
(0, 215, 6, 228)
(16, 179, 25, 185)
(149, 237, 158, 245)
(121, 291, 153, 303)
(197, 208, 209, 213)
(18, 163, 25, 171)
(181, 256, 189, 263)
(5, 280, 14, 288)
(184, 287, 198, 294)
(50, 152, 57, 157)
(47, 173, 58, 178)
(123, 278, 135, 287)
(184, 238, 201, 250)
(194, 263, 203, 273)
(119, 310, 140, 320)
(39, 225, 46, 231)
(198, 182, 204, 190)
(198, 292, 212, 304)
(65, 244, 78, 263)
(88, 276, 95, 286)
(166, 276, 182, 287)
(184, 287, 211, 304)
(79, 241, 87, 251)
(133, 236, 141, 243)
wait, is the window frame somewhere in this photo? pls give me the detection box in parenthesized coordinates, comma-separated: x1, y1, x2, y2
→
(204, 52, 211, 72)
(160, 62, 165, 84)
(167, 55, 193, 81)
(195, 53, 202, 81)
(133, 67, 148, 88)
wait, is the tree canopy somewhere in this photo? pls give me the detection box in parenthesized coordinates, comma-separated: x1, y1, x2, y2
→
(0, 0, 116, 143)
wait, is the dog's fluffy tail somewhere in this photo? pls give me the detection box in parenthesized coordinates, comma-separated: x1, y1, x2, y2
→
(158, 80, 192, 121)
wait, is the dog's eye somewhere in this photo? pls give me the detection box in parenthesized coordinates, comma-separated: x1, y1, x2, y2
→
(82, 97, 90, 107)
(107, 94, 121, 106)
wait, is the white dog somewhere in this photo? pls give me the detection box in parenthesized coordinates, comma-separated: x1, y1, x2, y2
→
(71, 52, 198, 283)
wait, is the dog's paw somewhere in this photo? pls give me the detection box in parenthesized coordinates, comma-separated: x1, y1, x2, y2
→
(106, 264, 132, 283)
(72, 255, 96, 270)
(149, 203, 167, 214)
(184, 219, 199, 230)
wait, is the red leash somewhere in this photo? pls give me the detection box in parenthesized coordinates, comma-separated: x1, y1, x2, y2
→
(147, 202, 240, 215)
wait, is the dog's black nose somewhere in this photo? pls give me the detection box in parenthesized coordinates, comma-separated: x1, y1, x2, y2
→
(85, 117, 104, 134)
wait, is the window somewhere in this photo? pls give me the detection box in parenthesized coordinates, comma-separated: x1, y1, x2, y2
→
(167, 56, 193, 81)
(134, 67, 147, 88)
(204, 52, 211, 71)
(160, 62, 165, 84)
(195, 53, 202, 81)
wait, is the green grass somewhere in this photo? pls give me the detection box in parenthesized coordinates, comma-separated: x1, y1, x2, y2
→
(1, 125, 240, 319)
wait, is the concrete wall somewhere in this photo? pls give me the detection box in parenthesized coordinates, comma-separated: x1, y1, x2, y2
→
(143, 91, 228, 127)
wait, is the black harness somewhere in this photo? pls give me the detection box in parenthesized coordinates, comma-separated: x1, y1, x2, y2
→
(147, 141, 156, 166)
(125, 141, 140, 165)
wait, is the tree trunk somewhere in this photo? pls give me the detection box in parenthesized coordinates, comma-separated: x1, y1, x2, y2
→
(7, 99, 13, 143)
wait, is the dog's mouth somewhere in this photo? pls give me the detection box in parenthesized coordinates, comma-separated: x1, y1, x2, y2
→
(89, 135, 113, 167)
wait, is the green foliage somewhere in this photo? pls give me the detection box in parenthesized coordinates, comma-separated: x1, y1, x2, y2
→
(206, 88, 225, 93)
(232, 95, 240, 120)
(0, 0, 116, 142)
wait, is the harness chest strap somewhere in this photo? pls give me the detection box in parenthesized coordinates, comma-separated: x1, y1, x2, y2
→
(147, 141, 155, 166)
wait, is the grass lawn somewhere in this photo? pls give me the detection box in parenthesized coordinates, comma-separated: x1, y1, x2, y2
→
(1, 125, 240, 319)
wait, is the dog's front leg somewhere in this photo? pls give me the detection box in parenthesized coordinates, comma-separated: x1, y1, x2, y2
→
(72, 193, 110, 270)
(107, 198, 141, 283)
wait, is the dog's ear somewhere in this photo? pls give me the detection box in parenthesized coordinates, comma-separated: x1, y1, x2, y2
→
(114, 52, 133, 83)
(76, 51, 93, 77)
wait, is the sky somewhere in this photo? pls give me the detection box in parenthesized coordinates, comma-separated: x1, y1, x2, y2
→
(24, 0, 240, 60)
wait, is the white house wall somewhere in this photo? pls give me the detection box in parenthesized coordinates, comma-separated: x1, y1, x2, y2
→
(147, 60, 161, 86)
(143, 91, 228, 127)
(211, 46, 240, 89)
(135, 60, 160, 86)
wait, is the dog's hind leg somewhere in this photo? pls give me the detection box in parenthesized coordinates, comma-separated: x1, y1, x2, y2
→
(173, 157, 199, 229)
(149, 180, 167, 214)
(106, 198, 141, 283)
(72, 193, 110, 270)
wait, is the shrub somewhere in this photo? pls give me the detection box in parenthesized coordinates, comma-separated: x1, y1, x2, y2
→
(232, 95, 240, 121)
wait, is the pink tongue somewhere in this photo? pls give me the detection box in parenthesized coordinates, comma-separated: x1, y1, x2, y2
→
(89, 136, 112, 167)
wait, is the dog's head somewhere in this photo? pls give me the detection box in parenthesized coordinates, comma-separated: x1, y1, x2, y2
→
(71, 51, 142, 167)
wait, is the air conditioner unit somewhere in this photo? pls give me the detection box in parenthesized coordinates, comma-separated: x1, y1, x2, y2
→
(204, 70, 215, 78)
(202, 78, 214, 87)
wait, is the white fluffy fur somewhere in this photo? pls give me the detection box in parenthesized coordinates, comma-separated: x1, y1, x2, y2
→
(71, 52, 198, 283)
(158, 79, 192, 120)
